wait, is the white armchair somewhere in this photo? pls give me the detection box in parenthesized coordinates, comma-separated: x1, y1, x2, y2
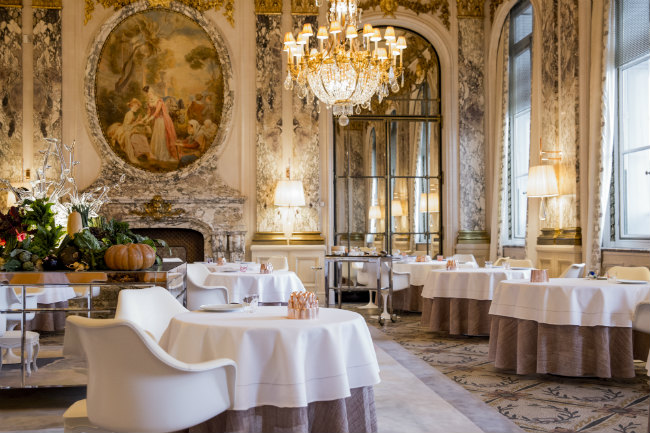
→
(1, 286, 44, 330)
(607, 266, 650, 282)
(506, 258, 535, 268)
(114, 286, 188, 342)
(187, 263, 229, 310)
(62, 316, 236, 433)
(453, 254, 478, 267)
(355, 262, 410, 324)
(560, 263, 586, 278)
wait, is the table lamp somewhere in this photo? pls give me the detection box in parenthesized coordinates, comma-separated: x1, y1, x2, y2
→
(275, 179, 305, 243)
(527, 165, 558, 220)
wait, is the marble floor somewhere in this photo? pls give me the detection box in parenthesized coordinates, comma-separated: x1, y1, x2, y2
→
(0, 325, 519, 433)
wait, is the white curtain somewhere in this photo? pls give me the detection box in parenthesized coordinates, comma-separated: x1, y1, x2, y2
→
(489, 21, 510, 261)
(585, 0, 615, 273)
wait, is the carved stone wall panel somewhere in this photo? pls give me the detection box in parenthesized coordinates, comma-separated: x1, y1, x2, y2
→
(255, 0, 282, 14)
(457, 17, 486, 232)
(33, 7, 62, 170)
(255, 14, 283, 232)
(557, 0, 579, 229)
(291, 0, 318, 15)
(359, 0, 450, 30)
(291, 15, 320, 233)
(0, 7, 23, 189)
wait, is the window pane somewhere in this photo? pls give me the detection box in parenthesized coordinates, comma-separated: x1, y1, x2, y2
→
(513, 5, 533, 43)
(619, 59, 650, 152)
(513, 51, 531, 114)
(514, 175, 528, 239)
(622, 149, 650, 237)
(513, 110, 531, 177)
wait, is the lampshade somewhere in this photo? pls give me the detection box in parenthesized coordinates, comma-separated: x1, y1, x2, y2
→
(391, 200, 403, 217)
(527, 165, 559, 197)
(368, 205, 381, 219)
(419, 192, 439, 213)
(274, 180, 305, 206)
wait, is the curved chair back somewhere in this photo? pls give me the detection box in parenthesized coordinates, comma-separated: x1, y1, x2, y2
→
(507, 259, 534, 268)
(452, 254, 477, 265)
(607, 266, 650, 282)
(493, 257, 509, 267)
(560, 263, 586, 278)
(633, 303, 650, 333)
(115, 287, 188, 342)
(267, 256, 289, 272)
(1, 286, 38, 330)
(65, 316, 236, 433)
(186, 263, 229, 310)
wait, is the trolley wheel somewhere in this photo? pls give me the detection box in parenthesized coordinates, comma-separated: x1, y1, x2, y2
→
(378, 316, 385, 326)
(391, 314, 397, 323)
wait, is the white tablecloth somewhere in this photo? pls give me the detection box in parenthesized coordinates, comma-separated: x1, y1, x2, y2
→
(392, 261, 447, 286)
(421, 268, 531, 300)
(158, 306, 380, 411)
(32, 285, 77, 304)
(204, 269, 305, 303)
(490, 278, 650, 327)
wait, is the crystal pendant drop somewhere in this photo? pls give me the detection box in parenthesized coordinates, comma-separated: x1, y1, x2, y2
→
(339, 115, 349, 126)
(355, 105, 361, 114)
(284, 72, 292, 90)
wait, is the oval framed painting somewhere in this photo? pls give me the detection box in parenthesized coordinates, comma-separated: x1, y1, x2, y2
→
(92, 6, 230, 173)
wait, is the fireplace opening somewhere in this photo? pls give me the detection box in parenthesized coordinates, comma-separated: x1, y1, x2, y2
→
(131, 228, 204, 263)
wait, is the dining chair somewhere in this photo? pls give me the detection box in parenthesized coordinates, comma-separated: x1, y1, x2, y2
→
(559, 263, 586, 278)
(506, 258, 535, 268)
(606, 266, 650, 281)
(452, 254, 478, 266)
(493, 257, 509, 267)
(62, 316, 237, 433)
(114, 286, 188, 342)
(0, 286, 43, 331)
(355, 262, 410, 324)
(186, 263, 229, 310)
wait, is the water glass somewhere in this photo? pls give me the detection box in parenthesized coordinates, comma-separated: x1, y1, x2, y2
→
(206, 257, 214, 264)
(485, 260, 493, 268)
(243, 294, 259, 313)
(239, 264, 248, 272)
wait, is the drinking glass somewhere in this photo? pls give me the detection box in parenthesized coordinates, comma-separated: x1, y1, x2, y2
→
(485, 261, 493, 269)
(206, 257, 214, 264)
(243, 294, 259, 313)
(239, 264, 248, 272)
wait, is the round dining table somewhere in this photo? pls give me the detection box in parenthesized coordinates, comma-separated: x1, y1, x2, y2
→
(26, 285, 78, 332)
(158, 306, 380, 433)
(204, 264, 305, 304)
(420, 267, 531, 335)
(488, 278, 650, 378)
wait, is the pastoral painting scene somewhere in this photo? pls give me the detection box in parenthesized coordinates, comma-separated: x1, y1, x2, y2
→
(95, 9, 225, 173)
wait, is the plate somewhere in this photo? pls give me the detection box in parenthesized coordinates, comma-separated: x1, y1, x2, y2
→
(510, 267, 532, 270)
(615, 279, 648, 284)
(199, 303, 244, 312)
(218, 268, 238, 273)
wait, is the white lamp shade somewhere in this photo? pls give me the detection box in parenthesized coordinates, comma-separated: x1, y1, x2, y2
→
(391, 200, 403, 217)
(419, 192, 439, 213)
(274, 180, 305, 206)
(527, 165, 559, 197)
(368, 205, 381, 219)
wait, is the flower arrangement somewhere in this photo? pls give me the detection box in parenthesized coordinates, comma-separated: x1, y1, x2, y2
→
(0, 138, 165, 272)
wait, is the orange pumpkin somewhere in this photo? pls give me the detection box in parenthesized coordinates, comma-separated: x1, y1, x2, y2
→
(104, 243, 156, 270)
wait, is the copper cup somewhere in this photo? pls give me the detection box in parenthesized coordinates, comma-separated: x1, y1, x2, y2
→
(530, 269, 549, 283)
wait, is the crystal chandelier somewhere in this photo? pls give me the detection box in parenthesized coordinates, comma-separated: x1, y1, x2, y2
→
(283, 0, 407, 126)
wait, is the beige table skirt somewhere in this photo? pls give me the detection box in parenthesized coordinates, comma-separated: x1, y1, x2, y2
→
(25, 301, 68, 332)
(488, 315, 649, 378)
(189, 386, 376, 433)
(421, 297, 492, 335)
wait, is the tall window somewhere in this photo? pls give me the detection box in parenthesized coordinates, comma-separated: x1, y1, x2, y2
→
(507, 1, 533, 242)
(609, 0, 650, 247)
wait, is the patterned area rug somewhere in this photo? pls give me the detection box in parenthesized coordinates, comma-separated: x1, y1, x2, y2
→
(357, 308, 649, 433)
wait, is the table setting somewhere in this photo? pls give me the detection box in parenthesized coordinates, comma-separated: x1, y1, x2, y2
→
(488, 277, 650, 378)
(158, 305, 380, 432)
(421, 267, 531, 335)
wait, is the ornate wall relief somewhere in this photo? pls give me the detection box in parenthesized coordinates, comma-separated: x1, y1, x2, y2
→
(359, 0, 450, 30)
(0, 6, 23, 192)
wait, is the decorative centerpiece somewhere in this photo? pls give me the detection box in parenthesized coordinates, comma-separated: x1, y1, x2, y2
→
(530, 269, 549, 283)
(0, 138, 166, 272)
(446, 259, 457, 271)
(287, 291, 319, 320)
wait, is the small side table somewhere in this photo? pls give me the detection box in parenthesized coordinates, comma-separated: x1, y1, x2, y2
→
(0, 331, 39, 376)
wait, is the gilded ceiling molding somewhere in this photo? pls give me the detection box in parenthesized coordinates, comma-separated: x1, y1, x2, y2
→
(489, 0, 505, 22)
(456, 0, 483, 18)
(359, 0, 450, 30)
(0, 0, 22, 7)
(291, 0, 318, 15)
(84, 0, 235, 26)
(32, 0, 62, 9)
(255, 0, 282, 15)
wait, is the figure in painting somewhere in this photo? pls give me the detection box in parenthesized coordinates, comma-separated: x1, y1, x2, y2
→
(144, 85, 179, 161)
(107, 99, 154, 163)
(186, 93, 205, 124)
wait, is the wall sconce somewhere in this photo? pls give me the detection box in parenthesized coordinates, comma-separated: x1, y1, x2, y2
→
(368, 205, 382, 219)
(419, 192, 439, 213)
(391, 199, 404, 217)
(274, 178, 305, 243)
(527, 165, 558, 220)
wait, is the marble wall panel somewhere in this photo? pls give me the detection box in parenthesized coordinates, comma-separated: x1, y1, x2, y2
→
(457, 17, 486, 232)
(557, 0, 579, 229)
(32, 7, 62, 169)
(291, 15, 320, 233)
(0, 7, 23, 187)
(255, 14, 283, 232)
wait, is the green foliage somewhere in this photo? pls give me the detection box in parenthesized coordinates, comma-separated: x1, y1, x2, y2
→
(73, 229, 107, 269)
(29, 224, 66, 258)
(21, 198, 66, 258)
